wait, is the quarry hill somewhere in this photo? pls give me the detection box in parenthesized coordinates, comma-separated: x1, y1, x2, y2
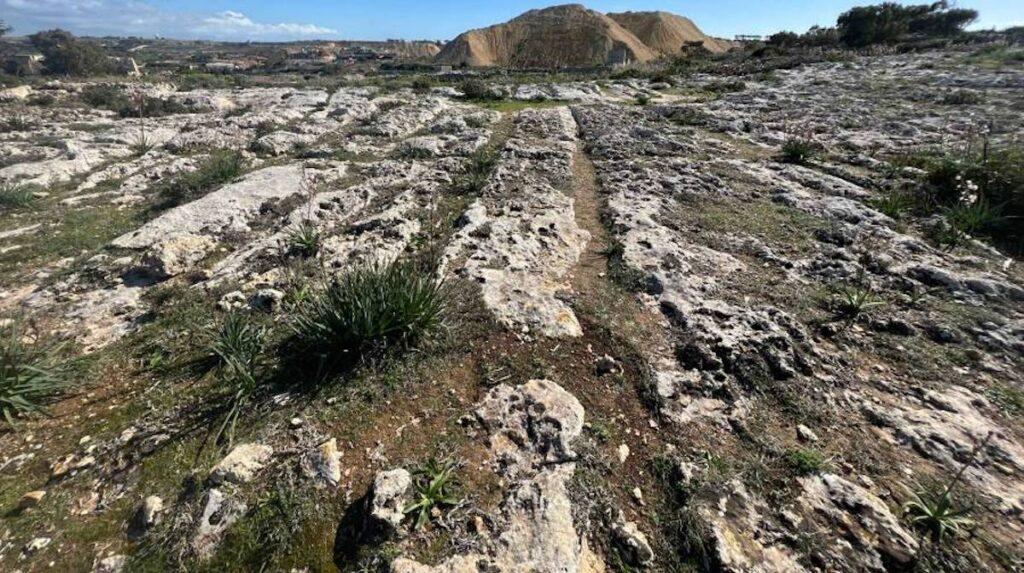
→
(435, 4, 725, 68)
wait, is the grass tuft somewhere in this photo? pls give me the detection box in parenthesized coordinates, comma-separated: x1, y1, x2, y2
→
(209, 312, 266, 446)
(290, 260, 448, 371)
(454, 147, 499, 195)
(284, 221, 321, 259)
(779, 137, 822, 164)
(0, 182, 37, 211)
(1, 319, 67, 425)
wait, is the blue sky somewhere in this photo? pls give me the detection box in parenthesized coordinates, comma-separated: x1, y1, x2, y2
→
(2, 0, 1020, 42)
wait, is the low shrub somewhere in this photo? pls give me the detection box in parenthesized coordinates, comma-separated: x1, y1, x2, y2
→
(290, 260, 448, 370)
(786, 448, 826, 475)
(459, 79, 501, 101)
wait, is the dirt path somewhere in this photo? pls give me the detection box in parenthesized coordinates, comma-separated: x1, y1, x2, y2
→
(568, 140, 612, 302)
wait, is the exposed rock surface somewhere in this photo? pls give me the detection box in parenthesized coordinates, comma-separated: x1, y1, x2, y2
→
(443, 107, 589, 337)
(392, 379, 600, 572)
(436, 4, 658, 68)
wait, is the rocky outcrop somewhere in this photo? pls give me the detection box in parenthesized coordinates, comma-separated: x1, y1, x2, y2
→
(442, 107, 589, 338)
(392, 379, 602, 572)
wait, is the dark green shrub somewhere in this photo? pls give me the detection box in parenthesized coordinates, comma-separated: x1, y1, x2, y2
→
(459, 79, 500, 101)
(291, 260, 448, 369)
(1, 319, 67, 425)
(81, 84, 129, 110)
(837, 2, 976, 48)
(30, 29, 113, 76)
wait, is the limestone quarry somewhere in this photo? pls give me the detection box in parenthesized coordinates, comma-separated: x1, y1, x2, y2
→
(0, 4, 1023, 573)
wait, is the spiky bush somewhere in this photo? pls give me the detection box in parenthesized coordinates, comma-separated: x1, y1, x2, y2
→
(291, 260, 447, 368)
(1, 319, 66, 425)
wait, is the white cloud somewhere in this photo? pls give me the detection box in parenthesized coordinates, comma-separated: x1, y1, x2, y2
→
(1, 0, 337, 40)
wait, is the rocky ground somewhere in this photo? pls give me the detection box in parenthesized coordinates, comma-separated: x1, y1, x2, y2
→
(0, 45, 1022, 573)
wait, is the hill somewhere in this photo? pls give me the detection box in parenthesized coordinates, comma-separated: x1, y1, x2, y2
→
(607, 10, 731, 55)
(435, 4, 658, 68)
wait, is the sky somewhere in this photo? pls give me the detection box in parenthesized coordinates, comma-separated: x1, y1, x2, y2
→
(1, 0, 1020, 42)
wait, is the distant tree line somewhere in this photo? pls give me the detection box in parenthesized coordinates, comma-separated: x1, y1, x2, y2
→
(28, 29, 114, 76)
(767, 1, 977, 50)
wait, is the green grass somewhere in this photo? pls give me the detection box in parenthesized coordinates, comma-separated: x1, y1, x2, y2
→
(468, 99, 567, 113)
(785, 448, 827, 475)
(151, 150, 244, 211)
(1, 318, 67, 425)
(290, 260, 449, 372)
(0, 181, 37, 211)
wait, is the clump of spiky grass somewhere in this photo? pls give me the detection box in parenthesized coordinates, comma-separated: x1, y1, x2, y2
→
(290, 260, 448, 371)
(209, 312, 266, 446)
(829, 272, 885, 319)
(284, 221, 321, 259)
(455, 146, 499, 195)
(1, 319, 67, 425)
(0, 182, 37, 211)
(404, 459, 461, 530)
(779, 137, 821, 165)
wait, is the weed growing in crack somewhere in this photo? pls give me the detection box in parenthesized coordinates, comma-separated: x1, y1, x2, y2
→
(290, 260, 448, 373)
(404, 459, 461, 530)
(209, 312, 266, 446)
(1, 318, 67, 425)
(904, 432, 992, 544)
